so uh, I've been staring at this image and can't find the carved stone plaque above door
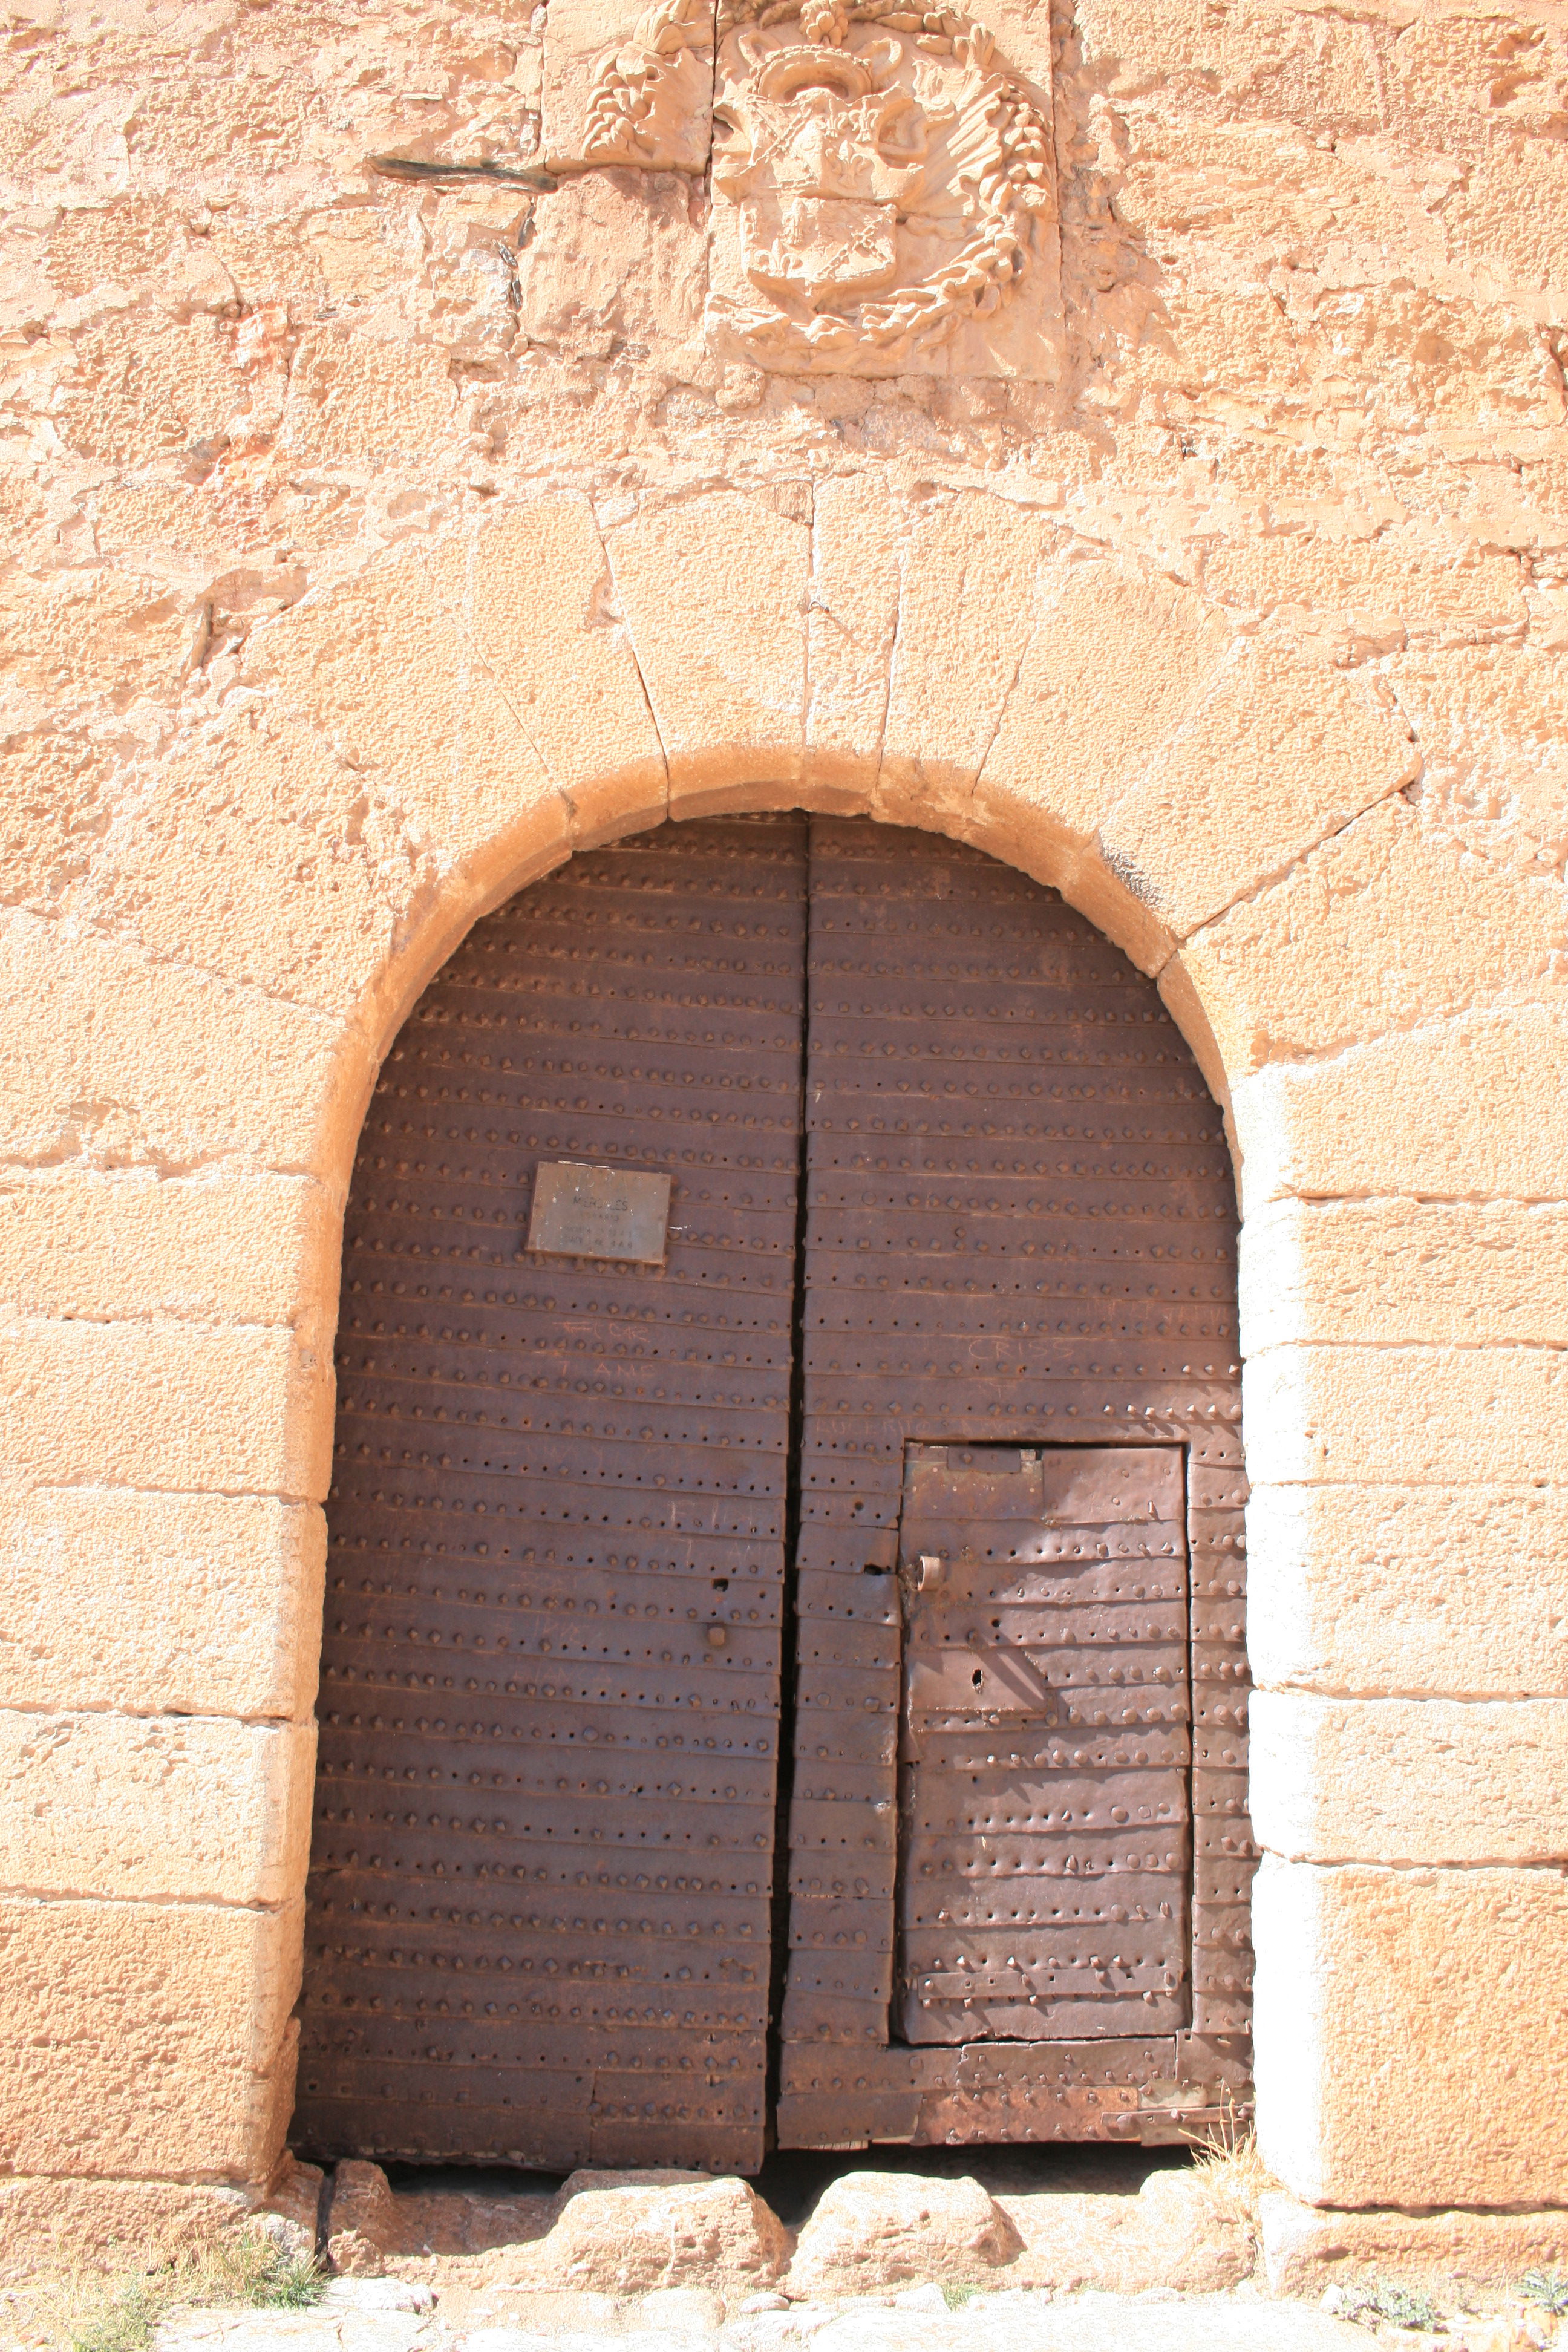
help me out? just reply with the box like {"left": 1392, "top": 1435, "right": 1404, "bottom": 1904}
{"left": 538, "top": 0, "right": 1062, "bottom": 379}
{"left": 708, "top": 0, "right": 1062, "bottom": 376}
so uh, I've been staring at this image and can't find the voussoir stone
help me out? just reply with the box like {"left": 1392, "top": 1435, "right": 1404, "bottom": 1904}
{"left": 783, "top": 2171, "right": 1024, "bottom": 2296}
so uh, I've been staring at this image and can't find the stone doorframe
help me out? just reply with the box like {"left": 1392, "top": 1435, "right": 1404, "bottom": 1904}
{"left": 3, "top": 483, "right": 1566, "bottom": 2260}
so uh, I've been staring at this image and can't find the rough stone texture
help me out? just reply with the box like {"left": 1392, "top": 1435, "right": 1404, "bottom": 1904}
{"left": 0, "top": 1171, "right": 336, "bottom": 1333}
{"left": 0, "top": 1316, "right": 332, "bottom": 1498}
{"left": 1243, "top": 1345, "right": 1568, "bottom": 1489}
{"left": 1253, "top": 1858, "right": 1568, "bottom": 2210}
{"left": 784, "top": 2173, "right": 1023, "bottom": 2296}
{"left": 1250, "top": 1694, "right": 1568, "bottom": 1866}
{"left": 0, "top": 1490, "right": 325, "bottom": 1719}
{"left": 601, "top": 491, "right": 809, "bottom": 805}
{"left": 0, "top": 1896, "right": 301, "bottom": 2182}
{"left": 328, "top": 2161, "right": 402, "bottom": 2280}
{"left": 505, "top": 2171, "right": 791, "bottom": 2298}
{"left": 1246, "top": 1484, "right": 1568, "bottom": 1702}
{"left": 260, "top": 2157, "right": 325, "bottom": 2264}
{"left": 1240, "top": 1199, "right": 1568, "bottom": 1354}
{"left": 1001, "top": 2169, "right": 1253, "bottom": 2295}
{"left": 0, "top": 1711, "right": 315, "bottom": 1905}
{"left": 1260, "top": 2191, "right": 1568, "bottom": 2301}
{"left": 1231, "top": 1005, "right": 1568, "bottom": 1212}
{"left": 2, "top": 0, "right": 1568, "bottom": 2252}
{"left": 0, "top": 2176, "right": 258, "bottom": 2284}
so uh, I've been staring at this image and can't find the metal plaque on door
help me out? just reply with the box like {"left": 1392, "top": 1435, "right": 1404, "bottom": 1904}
{"left": 525, "top": 1160, "right": 672, "bottom": 1264}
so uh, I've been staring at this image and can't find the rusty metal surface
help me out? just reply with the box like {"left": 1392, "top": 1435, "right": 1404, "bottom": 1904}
{"left": 780, "top": 818, "right": 1248, "bottom": 2147}
{"left": 295, "top": 816, "right": 808, "bottom": 2175}
{"left": 524, "top": 1160, "right": 673, "bottom": 1263}
{"left": 895, "top": 1443, "right": 1190, "bottom": 2045}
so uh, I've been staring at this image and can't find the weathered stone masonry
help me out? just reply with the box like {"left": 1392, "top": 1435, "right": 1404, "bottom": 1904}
{"left": 0, "top": 0, "right": 1566, "bottom": 2273}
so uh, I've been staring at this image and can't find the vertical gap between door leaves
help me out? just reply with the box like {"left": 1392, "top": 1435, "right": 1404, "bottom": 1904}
{"left": 763, "top": 819, "right": 813, "bottom": 2151}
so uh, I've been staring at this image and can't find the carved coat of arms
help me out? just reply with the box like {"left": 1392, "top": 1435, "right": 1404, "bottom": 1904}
{"left": 581, "top": 0, "right": 1060, "bottom": 378}
{"left": 706, "top": 0, "right": 1056, "bottom": 374}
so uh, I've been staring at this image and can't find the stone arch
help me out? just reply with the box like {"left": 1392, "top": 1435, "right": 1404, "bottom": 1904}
{"left": 5, "top": 483, "right": 1567, "bottom": 2261}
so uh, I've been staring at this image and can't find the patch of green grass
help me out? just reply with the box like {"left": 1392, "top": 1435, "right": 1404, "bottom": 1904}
{"left": 1521, "top": 2269, "right": 1568, "bottom": 2317}
{"left": 1334, "top": 2276, "right": 1440, "bottom": 2333}
{"left": 64, "top": 2231, "right": 324, "bottom": 2352}
{"left": 941, "top": 2281, "right": 982, "bottom": 2310}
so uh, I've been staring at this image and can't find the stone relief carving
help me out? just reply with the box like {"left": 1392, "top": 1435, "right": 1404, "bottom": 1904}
{"left": 705, "top": 0, "right": 1057, "bottom": 375}
{"left": 714, "top": 0, "right": 1067, "bottom": 371}
{"left": 578, "top": 0, "right": 716, "bottom": 173}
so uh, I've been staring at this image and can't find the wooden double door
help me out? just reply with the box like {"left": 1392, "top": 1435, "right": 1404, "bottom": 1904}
{"left": 295, "top": 815, "right": 1250, "bottom": 2174}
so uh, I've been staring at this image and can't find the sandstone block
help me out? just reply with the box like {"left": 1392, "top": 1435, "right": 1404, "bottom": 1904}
{"left": 603, "top": 492, "right": 808, "bottom": 804}
{"left": 241, "top": 553, "right": 574, "bottom": 923}
{"left": 0, "top": 1316, "right": 332, "bottom": 1502}
{"left": 973, "top": 560, "right": 1230, "bottom": 872}
{"left": 1002, "top": 2166, "right": 1252, "bottom": 2294}
{"left": 877, "top": 493, "right": 1051, "bottom": 826}
{"left": 518, "top": 2169, "right": 789, "bottom": 2295}
{"left": 1443, "top": 140, "right": 1568, "bottom": 312}
{"left": 0, "top": 728, "right": 120, "bottom": 918}
{"left": 1390, "top": 647, "right": 1568, "bottom": 880}
{"left": 1240, "top": 1198, "right": 1568, "bottom": 1354}
{"left": 261, "top": 2156, "right": 324, "bottom": 2261}
{"left": 1175, "top": 796, "right": 1566, "bottom": 1080}
{"left": 51, "top": 315, "right": 244, "bottom": 474}
{"left": 0, "top": 2175, "right": 256, "bottom": 2284}
{"left": 0, "top": 1490, "right": 325, "bottom": 1719}
{"left": 543, "top": 0, "right": 713, "bottom": 173}
{"left": 1097, "top": 643, "right": 1417, "bottom": 937}
{"left": 0, "top": 566, "right": 198, "bottom": 719}
{"left": 803, "top": 472, "right": 900, "bottom": 804}
{"left": 1250, "top": 1694, "right": 1568, "bottom": 1866}
{"left": 83, "top": 707, "right": 416, "bottom": 1022}
{"left": 1074, "top": 0, "right": 1380, "bottom": 129}
{"left": 1253, "top": 1857, "right": 1568, "bottom": 2207}
{"left": 0, "top": 1171, "right": 336, "bottom": 1338}
{"left": 1231, "top": 1004, "right": 1568, "bottom": 1208}
{"left": 1203, "top": 532, "right": 1526, "bottom": 650}
{"left": 0, "top": 1711, "right": 315, "bottom": 1905}
{"left": 1246, "top": 1482, "right": 1568, "bottom": 1700}
{"left": 0, "top": 1896, "right": 302, "bottom": 2180}
{"left": 0, "top": 912, "right": 361, "bottom": 1183}
{"left": 784, "top": 2171, "right": 1022, "bottom": 2296}
{"left": 452, "top": 498, "right": 668, "bottom": 845}
{"left": 1243, "top": 1344, "right": 1568, "bottom": 1488}
{"left": 327, "top": 2160, "right": 398, "bottom": 2277}
{"left": 515, "top": 170, "right": 707, "bottom": 367}
{"left": 1259, "top": 2191, "right": 1568, "bottom": 2299}
{"left": 279, "top": 332, "right": 460, "bottom": 469}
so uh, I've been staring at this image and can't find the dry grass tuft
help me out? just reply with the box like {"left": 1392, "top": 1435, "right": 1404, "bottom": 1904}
{"left": 34, "top": 2226, "right": 324, "bottom": 2352}
{"left": 1184, "top": 2095, "right": 1279, "bottom": 2227}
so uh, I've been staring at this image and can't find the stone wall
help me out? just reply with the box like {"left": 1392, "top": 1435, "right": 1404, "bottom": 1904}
{"left": 1, "top": 0, "right": 1566, "bottom": 2265}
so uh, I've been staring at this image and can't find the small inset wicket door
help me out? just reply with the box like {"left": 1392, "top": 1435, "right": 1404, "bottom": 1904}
{"left": 895, "top": 1443, "right": 1190, "bottom": 2045}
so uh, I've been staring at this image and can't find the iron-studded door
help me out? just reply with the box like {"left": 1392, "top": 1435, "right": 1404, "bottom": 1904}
{"left": 296, "top": 817, "right": 808, "bottom": 2175}
{"left": 895, "top": 1443, "right": 1190, "bottom": 2045}
{"left": 779, "top": 818, "right": 1249, "bottom": 2152}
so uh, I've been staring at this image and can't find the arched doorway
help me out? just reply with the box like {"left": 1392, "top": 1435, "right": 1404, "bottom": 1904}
{"left": 294, "top": 814, "right": 1248, "bottom": 2173}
